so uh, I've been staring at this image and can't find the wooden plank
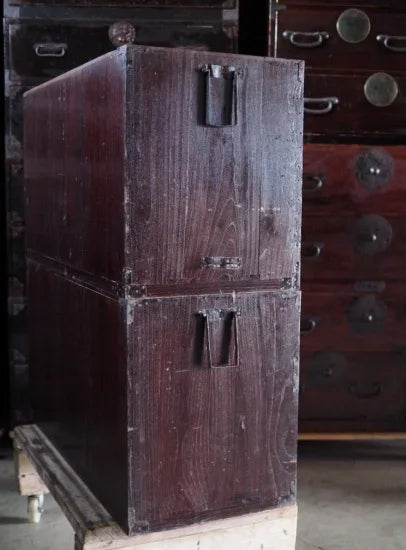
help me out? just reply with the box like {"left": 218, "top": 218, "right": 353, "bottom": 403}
{"left": 14, "top": 424, "right": 297, "bottom": 550}
{"left": 299, "top": 432, "right": 406, "bottom": 441}
{"left": 13, "top": 439, "right": 49, "bottom": 496}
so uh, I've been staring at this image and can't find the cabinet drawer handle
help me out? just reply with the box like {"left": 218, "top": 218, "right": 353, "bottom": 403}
{"left": 302, "top": 242, "right": 323, "bottom": 259}
{"left": 282, "top": 30, "right": 329, "bottom": 49}
{"left": 301, "top": 316, "right": 318, "bottom": 333}
{"left": 198, "top": 308, "right": 240, "bottom": 368}
{"left": 304, "top": 97, "right": 339, "bottom": 115}
{"left": 377, "top": 34, "right": 406, "bottom": 52}
{"left": 33, "top": 43, "right": 67, "bottom": 57}
{"left": 349, "top": 382, "right": 382, "bottom": 399}
{"left": 201, "top": 256, "right": 242, "bottom": 269}
{"left": 303, "top": 174, "right": 323, "bottom": 193}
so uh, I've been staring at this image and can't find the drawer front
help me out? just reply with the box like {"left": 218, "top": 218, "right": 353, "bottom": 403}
{"left": 277, "top": 6, "right": 406, "bottom": 74}
{"left": 9, "top": 0, "right": 236, "bottom": 8}
{"left": 300, "top": 350, "right": 406, "bottom": 423}
{"left": 304, "top": 72, "right": 406, "bottom": 138}
{"left": 300, "top": 286, "right": 406, "bottom": 351}
{"left": 302, "top": 215, "right": 406, "bottom": 280}
{"left": 8, "top": 20, "right": 237, "bottom": 83}
{"left": 303, "top": 144, "right": 406, "bottom": 215}
{"left": 128, "top": 290, "right": 300, "bottom": 527}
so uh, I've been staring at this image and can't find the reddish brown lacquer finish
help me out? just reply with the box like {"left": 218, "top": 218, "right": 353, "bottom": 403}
{"left": 24, "top": 46, "right": 303, "bottom": 534}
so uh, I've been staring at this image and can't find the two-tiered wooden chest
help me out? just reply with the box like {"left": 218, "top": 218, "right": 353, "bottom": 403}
{"left": 24, "top": 45, "right": 303, "bottom": 535}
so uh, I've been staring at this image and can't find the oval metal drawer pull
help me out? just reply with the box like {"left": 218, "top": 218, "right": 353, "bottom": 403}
{"left": 304, "top": 97, "right": 339, "bottom": 115}
{"left": 349, "top": 382, "right": 382, "bottom": 399}
{"left": 377, "top": 34, "right": 406, "bottom": 52}
{"left": 282, "top": 30, "right": 329, "bottom": 48}
{"left": 301, "top": 316, "right": 318, "bottom": 333}
{"left": 302, "top": 242, "right": 323, "bottom": 258}
{"left": 303, "top": 174, "right": 323, "bottom": 193}
{"left": 33, "top": 43, "right": 67, "bottom": 57}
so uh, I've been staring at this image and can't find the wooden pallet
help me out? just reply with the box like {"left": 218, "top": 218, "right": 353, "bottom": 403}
{"left": 12, "top": 424, "right": 297, "bottom": 550}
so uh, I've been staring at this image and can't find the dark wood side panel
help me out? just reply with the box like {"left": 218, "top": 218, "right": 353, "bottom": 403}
{"left": 127, "top": 290, "right": 300, "bottom": 533}
{"left": 24, "top": 50, "right": 126, "bottom": 283}
{"left": 126, "top": 46, "right": 303, "bottom": 287}
{"left": 27, "top": 260, "right": 129, "bottom": 529}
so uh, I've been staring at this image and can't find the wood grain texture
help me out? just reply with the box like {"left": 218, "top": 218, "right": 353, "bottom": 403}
{"left": 14, "top": 425, "right": 298, "bottom": 550}
{"left": 276, "top": 6, "right": 406, "bottom": 74}
{"left": 11, "top": 0, "right": 236, "bottom": 7}
{"left": 125, "top": 46, "right": 303, "bottom": 286}
{"left": 303, "top": 143, "right": 406, "bottom": 216}
{"left": 24, "top": 51, "right": 126, "bottom": 282}
{"left": 127, "top": 291, "right": 300, "bottom": 531}
{"left": 24, "top": 45, "right": 303, "bottom": 535}
{"left": 24, "top": 46, "right": 303, "bottom": 289}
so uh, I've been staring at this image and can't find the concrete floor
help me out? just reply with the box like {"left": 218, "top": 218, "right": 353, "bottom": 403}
{"left": 1, "top": 441, "right": 406, "bottom": 550}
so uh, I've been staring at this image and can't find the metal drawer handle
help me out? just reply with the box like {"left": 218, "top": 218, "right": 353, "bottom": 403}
{"left": 304, "top": 97, "right": 339, "bottom": 115}
{"left": 303, "top": 174, "right": 324, "bottom": 193}
{"left": 349, "top": 382, "right": 382, "bottom": 399}
{"left": 301, "top": 316, "right": 318, "bottom": 333}
{"left": 34, "top": 43, "right": 67, "bottom": 57}
{"left": 198, "top": 308, "right": 241, "bottom": 368}
{"left": 302, "top": 242, "right": 324, "bottom": 259}
{"left": 282, "top": 30, "right": 330, "bottom": 48}
{"left": 201, "top": 256, "right": 242, "bottom": 269}
{"left": 377, "top": 34, "right": 406, "bottom": 52}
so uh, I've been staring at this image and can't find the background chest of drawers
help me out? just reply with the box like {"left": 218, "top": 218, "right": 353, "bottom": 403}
{"left": 3, "top": 0, "right": 239, "bottom": 426}
{"left": 271, "top": 1, "right": 406, "bottom": 434}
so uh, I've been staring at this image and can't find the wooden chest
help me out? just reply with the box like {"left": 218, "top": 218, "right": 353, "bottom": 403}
{"left": 24, "top": 46, "right": 304, "bottom": 534}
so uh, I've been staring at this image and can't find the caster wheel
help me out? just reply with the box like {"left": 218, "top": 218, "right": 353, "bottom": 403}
{"left": 27, "top": 495, "right": 44, "bottom": 523}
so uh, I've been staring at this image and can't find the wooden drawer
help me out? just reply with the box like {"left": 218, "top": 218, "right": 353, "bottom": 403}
{"left": 276, "top": 6, "right": 406, "bottom": 74}
{"left": 7, "top": 20, "right": 237, "bottom": 83}
{"left": 303, "top": 72, "right": 406, "bottom": 138}
{"left": 300, "top": 284, "right": 406, "bottom": 351}
{"left": 303, "top": 144, "right": 406, "bottom": 216}
{"left": 299, "top": 350, "right": 406, "bottom": 424}
{"left": 9, "top": 0, "right": 235, "bottom": 8}
{"left": 302, "top": 215, "right": 406, "bottom": 281}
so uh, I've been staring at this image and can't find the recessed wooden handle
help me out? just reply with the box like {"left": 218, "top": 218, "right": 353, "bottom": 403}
{"left": 198, "top": 308, "right": 240, "bottom": 368}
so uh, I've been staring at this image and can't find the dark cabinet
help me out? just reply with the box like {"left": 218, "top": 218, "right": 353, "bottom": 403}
{"left": 24, "top": 46, "right": 303, "bottom": 533}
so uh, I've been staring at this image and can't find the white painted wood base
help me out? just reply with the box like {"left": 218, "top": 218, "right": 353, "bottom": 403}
{"left": 13, "top": 425, "right": 297, "bottom": 550}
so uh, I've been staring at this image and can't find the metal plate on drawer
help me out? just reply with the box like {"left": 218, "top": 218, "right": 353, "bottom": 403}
{"left": 347, "top": 295, "right": 388, "bottom": 334}
{"left": 354, "top": 148, "right": 394, "bottom": 191}
{"left": 353, "top": 214, "right": 393, "bottom": 256}
{"left": 364, "top": 72, "right": 399, "bottom": 107}
{"left": 336, "top": 8, "right": 371, "bottom": 44}
{"left": 307, "top": 351, "right": 347, "bottom": 387}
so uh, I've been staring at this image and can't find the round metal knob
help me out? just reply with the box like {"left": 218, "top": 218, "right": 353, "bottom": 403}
{"left": 336, "top": 9, "right": 371, "bottom": 44}
{"left": 109, "top": 21, "right": 136, "bottom": 47}
{"left": 364, "top": 72, "right": 399, "bottom": 107}
{"left": 347, "top": 295, "right": 387, "bottom": 334}
{"left": 354, "top": 149, "right": 394, "bottom": 191}
{"left": 353, "top": 214, "right": 393, "bottom": 256}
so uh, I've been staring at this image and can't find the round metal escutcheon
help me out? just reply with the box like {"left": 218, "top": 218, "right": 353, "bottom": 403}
{"left": 347, "top": 295, "right": 387, "bottom": 334}
{"left": 336, "top": 8, "right": 371, "bottom": 44}
{"left": 109, "top": 21, "right": 136, "bottom": 47}
{"left": 353, "top": 214, "right": 393, "bottom": 256}
{"left": 354, "top": 149, "right": 394, "bottom": 191}
{"left": 364, "top": 72, "right": 399, "bottom": 107}
{"left": 306, "top": 352, "right": 347, "bottom": 387}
